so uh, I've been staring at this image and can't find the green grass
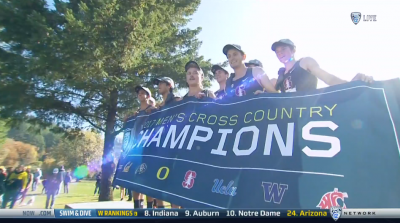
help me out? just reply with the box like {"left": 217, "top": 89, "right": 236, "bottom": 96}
{"left": 13, "top": 180, "right": 131, "bottom": 209}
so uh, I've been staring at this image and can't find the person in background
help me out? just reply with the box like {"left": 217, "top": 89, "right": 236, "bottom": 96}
{"left": 0, "top": 167, "right": 6, "bottom": 204}
{"left": 245, "top": 59, "right": 263, "bottom": 68}
{"left": 64, "top": 171, "right": 72, "bottom": 194}
{"left": 19, "top": 166, "right": 33, "bottom": 205}
{"left": 45, "top": 168, "right": 61, "bottom": 209}
{"left": 183, "top": 61, "right": 216, "bottom": 99}
{"left": 211, "top": 64, "right": 229, "bottom": 99}
{"left": 94, "top": 172, "right": 101, "bottom": 195}
{"left": 56, "top": 166, "right": 65, "bottom": 195}
{"left": 1, "top": 165, "right": 28, "bottom": 209}
{"left": 32, "top": 168, "right": 42, "bottom": 192}
{"left": 6, "top": 167, "right": 14, "bottom": 176}
{"left": 41, "top": 179, "right": 47, "bottom": 194}
{"left": 222, "top": 44, "right": 278, "bottom": 97}
{"left": 271, "top": 39, "right": 373, "bottom": 93}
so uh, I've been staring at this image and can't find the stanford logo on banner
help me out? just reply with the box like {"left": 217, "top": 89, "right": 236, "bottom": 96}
{"left": 114, "top": 80, "right": 400, "bottom": 209}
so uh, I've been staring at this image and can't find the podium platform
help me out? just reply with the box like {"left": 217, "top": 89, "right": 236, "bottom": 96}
{"left": 65, "top": 201, "right": 133, "bottom": 209}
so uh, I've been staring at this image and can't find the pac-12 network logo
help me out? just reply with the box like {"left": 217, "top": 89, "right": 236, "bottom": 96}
{"left": 330, "top": 206, "right": 342, "bottom": 221}
{"left": 351, "top": 12, "right": 361, "bottom": 25}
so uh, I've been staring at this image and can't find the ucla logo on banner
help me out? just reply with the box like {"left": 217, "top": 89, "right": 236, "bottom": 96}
{"left": 261, "top": 182, "right": 288, "bottom": 204}
{"left": 212, "top": 179, "right": 237, "bottom": 196}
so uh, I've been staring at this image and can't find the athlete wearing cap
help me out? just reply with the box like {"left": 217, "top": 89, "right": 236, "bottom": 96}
{"left": 271, "top": 39, "right": 373, "bottom": 93}
{"left": 153, "top": 77, "right": 181, "bottom": 109}
{"left": 151, "top": 77, "right": 181, "bottom": 209}
{"left": 124, "top": 86, "right": 155, "bottom": 121}
{"left": 222, "top": 44, "right": 277, "bottom": 97}
{"left": 184, "top": 61, "right": 216, "bottom": 99}
{"left": 128, "top": 86, "right": 155, "bottom": 208}
{"left": 211, "top": 64, "right": 229, "bottom": 99}
{"left": 245, "top": 59, "right": 263, "bottom": 68}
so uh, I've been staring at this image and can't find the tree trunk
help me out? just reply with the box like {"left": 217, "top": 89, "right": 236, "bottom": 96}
{"left": 99, "top": 89, "right": 119, "bottom": 201}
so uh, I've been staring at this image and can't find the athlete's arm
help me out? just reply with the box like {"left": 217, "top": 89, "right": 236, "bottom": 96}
{"left": 145, "top": 105, "right": 157, "bottom": 114}
{"left": 301, "top": 57, "right": 347, "bottom": 86}
{"left": 252, "top": 67, "right": 279, "bottom": 93}
{"left": 351, "top": 73, "right": 374, "bottom": 83}
{"left": 208, "top": 90, "right": 216, "bottom": 99}
{"left": 270, "top": 78, "right": 278, "bottom": 87}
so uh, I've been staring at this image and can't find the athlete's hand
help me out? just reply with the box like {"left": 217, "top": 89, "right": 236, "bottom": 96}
{"left": 351, "top": 73, "right": 373, "bottom": 83}
{"left": 254, "top": 90, "right": 265, "bottom": 95}
{"left": 194, "top": 92, "right": 206, "bottom": 99}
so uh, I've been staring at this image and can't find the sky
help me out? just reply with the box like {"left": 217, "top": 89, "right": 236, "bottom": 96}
{"left": 42, "top": 0, "right": 400, "bottom": 138}
{"left": 187, "top": 0, "right": 400, "bottom": 92}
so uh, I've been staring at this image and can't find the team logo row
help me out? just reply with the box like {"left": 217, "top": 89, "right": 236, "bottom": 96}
{"left": 121, "top": 162, "right": 348, "bottom": 209}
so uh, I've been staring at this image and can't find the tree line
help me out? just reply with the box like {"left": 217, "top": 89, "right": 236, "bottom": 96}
{"left": 0, "top": 119, "right": 107, "bottom": 177}
{"left": 0, "top": 0, "right": 208, "bottom": 200}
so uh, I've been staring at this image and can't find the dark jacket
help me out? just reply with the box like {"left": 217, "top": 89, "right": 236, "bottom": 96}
{"left": 0, "top": 172, "right": 6, "bottom": 194}
{"left": 46, "top": 174, "right": 61, "bottom": 193}
{"left": 96, "top": 173, "right": 101, "bottom": 185}
{"left": 64, "top": 174, "right": 72, "bottom": 184}
{"left": 5, "top": 170, "right": 28, "bottom": 191}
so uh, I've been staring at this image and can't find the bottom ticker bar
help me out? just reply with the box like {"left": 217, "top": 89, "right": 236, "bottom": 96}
{"left": 1, "top": 208, "right": 400, "bottom": 219}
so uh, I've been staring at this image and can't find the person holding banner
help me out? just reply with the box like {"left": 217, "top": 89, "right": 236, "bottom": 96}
{"left": 211, "top": 64, "right": 229, "bottom": 99}
{"left": 153, "top": 77, "right": 181, "bottom": 109}
{"left": 245, "top": 59, "right": 263, "bottom": 68}
{"left": 130, "top": 86, "right": 157, "bottom": 208}
{"left": 183, "top": 61, "right": 216, "bottom": 99}
{"left": 150, "top": 77, "right": 182, "bottom": 209}
{"left": 271, "top": 39, "right": 373, "bottom": 93}
{"left": 222, "top": 44, "right": 278, "bottom": 97}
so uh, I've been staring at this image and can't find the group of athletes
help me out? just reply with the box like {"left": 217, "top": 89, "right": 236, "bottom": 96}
{"left": 122, "top": 39, "right": 374, "bottom": 209}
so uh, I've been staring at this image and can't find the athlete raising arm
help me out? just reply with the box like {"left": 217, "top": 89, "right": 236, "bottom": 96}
{"left": 271, "top": 39, "right": 373, "bottom": 93}
{"left": 222, "top": 44, "right": 278, "bottom": 96}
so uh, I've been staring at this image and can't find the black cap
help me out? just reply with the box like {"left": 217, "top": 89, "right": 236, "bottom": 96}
{"left": 271, "top": 39, "right": 295, "bottom": 51}
{"left": 134, "top": 86, "right": 152, "bottom": 97}
{"left": 185, "top": 61, "right": 201, "bottom": 72}
{"left": 211, "top": 65, "right": 228, "bottom": 74}
{"left": 245, "top": 59, "right": 263, "bottom": 68}
{"left": 223, "top": 44, "right": 244, "bottom": 56}
{"left": 153, "top": 77, "right": 175, "bottom": 89}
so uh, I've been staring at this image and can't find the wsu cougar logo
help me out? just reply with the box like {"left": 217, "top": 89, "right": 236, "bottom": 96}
{"left": 182, "top": 170, "right": 196, "bottom": 189}
{"left": 317, "top": 188, "right": 348, "bottom": 209}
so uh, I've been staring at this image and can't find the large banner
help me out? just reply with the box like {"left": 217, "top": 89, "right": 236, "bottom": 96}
{"left": 114, "top": 80, "right": 400, "bottom": 209}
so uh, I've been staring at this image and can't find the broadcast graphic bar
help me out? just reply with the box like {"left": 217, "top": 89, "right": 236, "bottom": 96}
{"left": 0, "top": 209, "right": 400, "bottom": 219}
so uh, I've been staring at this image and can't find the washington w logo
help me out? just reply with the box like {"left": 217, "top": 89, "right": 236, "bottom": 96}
{"left": 261, "top": 182, "right": 289, "bottom": 204}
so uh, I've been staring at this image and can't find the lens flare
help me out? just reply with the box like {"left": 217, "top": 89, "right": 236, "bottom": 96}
{"left": 73, "top": 165, "right": 89, "bottom": 179}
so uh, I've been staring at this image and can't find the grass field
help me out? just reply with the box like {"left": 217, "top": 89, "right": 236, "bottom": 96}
{"left": 10, "top": 180, "right": 144, "bottom": 209}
